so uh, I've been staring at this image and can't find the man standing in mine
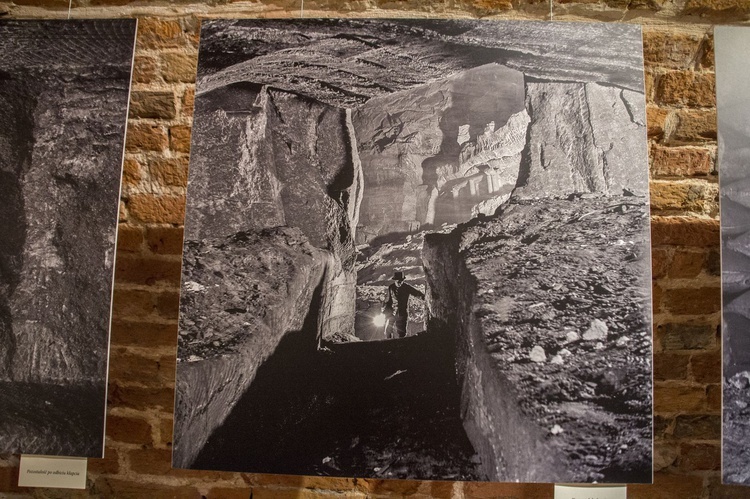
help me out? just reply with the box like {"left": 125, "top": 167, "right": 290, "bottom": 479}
{"left": 382, "top": 271, "right": 424, "bottom": 339}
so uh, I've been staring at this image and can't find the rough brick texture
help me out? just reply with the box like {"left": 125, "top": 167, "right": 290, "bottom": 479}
{"left": 0, "top": 0, "right": 727, "bottom": 497}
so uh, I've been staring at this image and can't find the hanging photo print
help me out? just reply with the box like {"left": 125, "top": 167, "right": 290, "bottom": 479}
{"left": 716, "top": 25, "right": 750, "bottom": 487}
{"left": 0, "top": 19, "right": 136, "bottom": 457}
{"left": 173, "top": 19, "right": 653, "bottom": 483}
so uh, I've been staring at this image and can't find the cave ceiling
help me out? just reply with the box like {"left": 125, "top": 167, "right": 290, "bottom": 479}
{"left": 0, "top": 20, "right": 136, "bottom": 78}
{"left": 197, "top": 19, "right": 644, "bottom": 108}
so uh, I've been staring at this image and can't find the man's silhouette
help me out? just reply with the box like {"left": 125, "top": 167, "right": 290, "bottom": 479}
{"left": 382, "top": 271, "right": 424, "bottom": 339}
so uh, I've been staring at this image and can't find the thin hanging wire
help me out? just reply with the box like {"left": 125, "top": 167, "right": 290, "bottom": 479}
{"left": 549, "top": 0, "right": 553, "bottom": 20}
{"left": 67, "top": 0, "right": 73, "bottom": 19}
{"left": 300, "top": 0, "right": 304, "bottom": 18}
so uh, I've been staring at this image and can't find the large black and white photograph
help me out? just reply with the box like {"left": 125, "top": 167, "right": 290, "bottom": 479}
{"left": 716, "top": 26, "right": 750, "bottom": 486}
{"left": 173, "top": 19, "right": 653, "bottom": 483}
{"left": 0, "top": 20, "right": 136, "bottom": 457}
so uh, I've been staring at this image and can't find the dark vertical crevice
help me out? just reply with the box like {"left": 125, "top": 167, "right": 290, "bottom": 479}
{"left": 0, "top": 76, "right": 37, "bottom": 381}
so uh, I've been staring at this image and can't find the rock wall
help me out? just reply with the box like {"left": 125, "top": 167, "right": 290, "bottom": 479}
{"left": 423, "top": 229, "right": 566, "bottom": 482}
{"left": 352, "top": 64, "right": 526, "bottom": 242}
{"left": 185, "top": 83, "right": 360, "bottom": 339}
{"left": 423, "top": 197, "right": 653, "bottom": 482}
{"left": 174, "top": 227, "right": 327, "bottom": 468}
{"left": 513, "top": 82, "right": 648, "bottom": 199}
{"left": 0, "top": 23, "right": 133, "bottom": 384}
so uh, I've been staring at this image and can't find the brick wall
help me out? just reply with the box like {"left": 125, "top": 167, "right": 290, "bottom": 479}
{"left": 0, "top": 1, "right": 748, "bottom": 497}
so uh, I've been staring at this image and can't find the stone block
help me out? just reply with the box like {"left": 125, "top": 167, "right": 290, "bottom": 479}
{"left": 642, "top": 28, "right": 703, "bottom": 69}
{"left": 663, "top": 286, "right": 721, "bottom": 315}
{"left": 106, "top": 415, "right": 153, "bottom": 445}
{"left": 116, "top": 224, "right": 144, "bottom": 253}
{"left": 129, "top": 90, "right": 177, "bottom": 120}
{"left": 150, "top": 157, "right": 189, "bottom": 187}
{"left": 654, "top": 382, "right": 707, "bottom": 413}
{"left": 654, "top": 352, "right": 690, "bottom": 380}
{"left": 670, "top": 109, "right": 717, "bottom": 142}
{"left": 146, "top": 226, "right": 185, "bottom": 255}
{"left": 125, "top": 123, "right": 168, "bottom": 152}
{"left": 657, "top": 70, "right": 715, "bottom": 107}
{"left": 651, "top": 216, "right": 719, "bottom": 247}
{"left": 169, "top": 125, "right": 191, "bottom": 153}
{"left": 160, "top": 51, "right": 198, "bottom": 83}
{"left": 651, "top": 145, "right": 714, "bottom": 176}
{"left": 127, "top": 194, "right": 186, "bottom": 224}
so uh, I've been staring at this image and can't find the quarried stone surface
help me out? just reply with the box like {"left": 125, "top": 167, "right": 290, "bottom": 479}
{"left": 513, "top": 82, "right": 648, "bottom": 200}
{"left": 174, "top": 227, "right": 327, "bottom": 468}
{"left": 423, "top": 197, "right": 653, "bottom": 483}
{"left": 0, "top": 19, "right": 135, "bottom": 457}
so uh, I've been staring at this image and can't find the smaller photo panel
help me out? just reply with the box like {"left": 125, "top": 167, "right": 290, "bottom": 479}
{"left": 716, "top": 25, "right": 750, "bottom": 486}
{"left": 0, "top": 19, "right": 137, "bottom": 457}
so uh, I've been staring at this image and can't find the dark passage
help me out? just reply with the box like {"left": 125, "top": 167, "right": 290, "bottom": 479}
{"left": 193, "top": 329, "right": 483, "bottom": 480}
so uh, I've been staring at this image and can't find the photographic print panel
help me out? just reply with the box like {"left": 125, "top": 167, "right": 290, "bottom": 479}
{"left": 174, "top": 19, "right": 653, "bottom": 483}
{"left": 716, "top": 25, "right": 750, "bottom": 486}
{"left": 0, "top": 19, "right": 136, "bottom": 457}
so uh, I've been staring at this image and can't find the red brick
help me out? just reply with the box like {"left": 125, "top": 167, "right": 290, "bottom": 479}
{"left": 109, "top": 349, "right": 175, "bottom": 387}
{"left": 128, "top": 449, "right": 225, "bottom": 480}
{"left": 647, "top": 105, "right": 670, "bottom": 138}
{"left": 122, "top": 157, "right": 142, "bottom": 186}
{"left": 117, "top": 224, "right": 144, "bottom": 253}
{"left": 125, "top": 123, "right": 168, "bottom": 152}
{"left": 673, "top": 414, "right": 720, "bottom": 439}
{"left": 670, "top": 108, "right": 717, "bottom": 142}
{"left": 649, "top": 180, "right": 717, "bottom": 214}
{"left": 150, "top": 157, "right": 189, "bottom": 187}
{"left": 668, "top": 249, "right": 706, "bottom": 278}
{"left": 629, "top": 472, "right": 704, "bottom": 499}
{"left": 129, "top": 90, "right": 177, "bottom": 120}
{"left": 169, "top": 125, "right": 192, "bottom": 153}
{"left": 107, "top": 383, "right": 174, "bottom": 411}
{"left": 651, "top": 145, "right": 714, "bottom": 177}
{"left": 690, "top": 351, "right": 721, "bottom": 383}
{"left": 678, "top": 443, "right": 720, "bottom": 471}
{"left": 663, "top": 287, "right": 720, "bottom": 315}
{"left": 128, "top": 194, "right": 186, "bottom": 224}
{"left": 707, "top": 476, "right": 750, "bottom": 499}
{"left": 642, "top": 28, "right": 703, "bottom": 69}
{"left": 654, "top": 382, "right": 706, "bottom": 413}
{"left": 706, "top": 383, "right": 721, "bottom": 411}
{"left": 463, "top": 482, "right": 553, "bottom": 498}
{"left": 657, "top": 322, "right": 717, "bottom": 350}
{"left": 93, "top": 476, "right": 200, "bottom": 499}
{"left": 110, "top": 320, "right": 178, "bottom": 349}
{"left": 651, "top": 216, "right": 719, "bottom": 247}
{"left": 0, "top": 465, "right": 21, "bottom": 493}
{"left": 137, "top": 18, "right": 188, "bottom": 50}
{"left": 652, "top": 247, "right": 670, "bottom": 279}
{"left": 132, "top": 54, "right": 157, "bottom": 84}
{"left": 114, "top": 253, "right": 182, "bottom": 286}
{"left": 159, "top": 417, "right": 174, "bottom": 447}
{"left": 156, "top": 291, "right": 180, "bottom": 320}
{"left": 205, "top": 488, "right": 251, "bottom": 499}
{"left": 119, "top": 201, "right": 128, "bottom": 222}
{"left": 653, "top": 282, "right": 663, "bottom": 313}
{"left": 657, "top": 70, "right": 715, "bottom": 107}
{"left": 87, "top": 448, "right": 120, "bottom": 475}
{"left": 654, "top": 352, "right": 690, "bottom": 381}
{"left": 146, "top": 226, "right": 185, "bottom": 255}
{"left": 700, "top": 35, "right": 714, "bottom": 69}
{"left": 684, "top": 0, "right": 750, "bottom": 16}
{"left": 106, "top": 415, "right": 153, "bottom": 445}
{"left": 160, "top": 52, "right": 198, "bottom": 83}
{"left": 182, "top": 87, "right": 195, "bottom": 117}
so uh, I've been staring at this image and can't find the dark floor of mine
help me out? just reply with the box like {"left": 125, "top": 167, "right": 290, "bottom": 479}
{"left": 192, "top": 329, "right": 484, "bottom": 481}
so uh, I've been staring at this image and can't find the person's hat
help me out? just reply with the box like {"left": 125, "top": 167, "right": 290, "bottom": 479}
{"left": 392, "top": 271, "right": 405, "bottom": 281}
